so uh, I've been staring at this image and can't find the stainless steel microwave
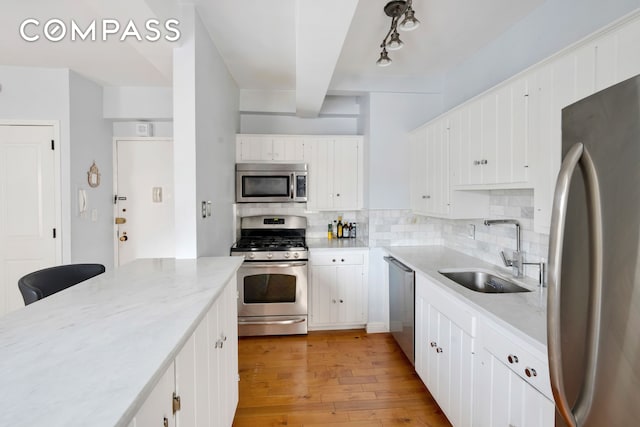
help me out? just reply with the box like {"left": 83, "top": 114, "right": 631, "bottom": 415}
{"left": 236, "top": 163, "right": 308, "bottom": 203}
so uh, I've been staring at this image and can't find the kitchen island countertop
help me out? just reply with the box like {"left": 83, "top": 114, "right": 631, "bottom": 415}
{"left": 0, "top": 257, "right": 243, "bottom": 427}
{"left": 384, "top": 246, "right": 547, "bottom": 354}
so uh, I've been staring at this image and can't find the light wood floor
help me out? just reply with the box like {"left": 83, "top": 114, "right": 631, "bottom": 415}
{"left": 232, "top": 329, "right": 452, "bottom": 427}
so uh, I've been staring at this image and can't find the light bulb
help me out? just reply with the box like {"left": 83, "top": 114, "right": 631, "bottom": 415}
{"left": 376, "top": 49, "right": 392, "bottom": 67}
{"left": 399, "top": 8, "right": 420, "bottom": 31}
{"left": 386, "top": 30, "right": 404, "bottom": 51}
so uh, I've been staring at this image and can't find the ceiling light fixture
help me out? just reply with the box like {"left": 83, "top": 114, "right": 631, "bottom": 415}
{"left": 377, "top": 0, "right": 420, "bottom": 66}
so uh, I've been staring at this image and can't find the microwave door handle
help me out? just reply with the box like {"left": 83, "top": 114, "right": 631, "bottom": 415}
{"left": 290, "top": 173, "right": 295, "bottom": 199}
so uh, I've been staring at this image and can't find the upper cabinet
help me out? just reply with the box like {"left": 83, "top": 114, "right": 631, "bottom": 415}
{"left": 305, "top": 136, "right": 363, "bottom": 211}
{"left": 451, "top": 75, "right": 531, "bottom": 189}
{"left": 236, "top": 134, "right": 305, "bottom": 162}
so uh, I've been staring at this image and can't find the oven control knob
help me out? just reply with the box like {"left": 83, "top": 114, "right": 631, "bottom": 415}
{"left": 249, "top": 253, "right": 255, "bottom": 259}
{"left": 284, "top": 252, "right": 291, "bottom": 258}
{"left": 293, "top": 253, "right": 299, "bottom": 259}
{"left": 267, "top": 253, "right": 273, "bottom": 259}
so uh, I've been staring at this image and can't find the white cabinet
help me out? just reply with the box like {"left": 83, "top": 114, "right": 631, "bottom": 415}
{"left": 305, "top": 136, "right": 363, "bottom": 211}
{"left": 450, "top": 76, "right": 531, "bottom": 189}
{"left": 410, "top": 116, "right": 490, "bottom": 219}
{"left": 131, "top": 278, "right": 238, "bottom": 427}
{"left": 236, "top": 134, "right": 305, "bottom": 162}
{"left": 476, "top": 320, "right": 554, "bottom": 427}
{"left": 415, "top": 273, "right": 475, "bottom": 427}
{"left": 410, "top": 120, "right": 450, "bottom": 217}
{"left": 309, "top": 250, "right": 368, "bottom": 330}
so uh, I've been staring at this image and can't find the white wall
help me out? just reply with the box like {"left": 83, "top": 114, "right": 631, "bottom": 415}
{"left": 442, "top": 0, "right": 640, "bottom": 109}
{"left": 103, "top": 86, "right": 173, "bottom": 120}
{"left": 0, "top": 66, "right": 72, "bottom": 263}
{"left": 69, "top": 72, "right": 114, "bottom": 269}
{"left": 367, "top": 92, "right": 442, "bottom": 210}
{"left": 173, "top": 4, "right": 239, "bottom": 258}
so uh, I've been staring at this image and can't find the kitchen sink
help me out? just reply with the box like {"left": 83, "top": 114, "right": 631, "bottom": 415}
{"left": 438, "top": 269, "right": 532, "bottom": 294}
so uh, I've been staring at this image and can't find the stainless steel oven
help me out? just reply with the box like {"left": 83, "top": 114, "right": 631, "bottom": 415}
{"left": 236, "top": 260, "right": 307, "bottom": 336}
{"left": 231, "top": 215, "right": 308, "bottom": 336}
{"left": 236, "top": 163, "right": 308, "bottom": 203}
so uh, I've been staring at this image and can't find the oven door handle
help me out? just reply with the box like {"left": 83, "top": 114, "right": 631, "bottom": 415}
{"left": 243, "top": 262, "right": 307, "bottom": 268}
{"left": 238, "top": 317, "right": 307, "bottom": 325}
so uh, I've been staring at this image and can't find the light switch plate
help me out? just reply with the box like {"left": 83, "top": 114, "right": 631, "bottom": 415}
{"left": 468, "top": 224, "right": 476, "bottom": 239}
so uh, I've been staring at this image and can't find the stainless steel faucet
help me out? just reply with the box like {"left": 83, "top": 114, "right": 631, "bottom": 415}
{"left": 484, "top": 219, "right": 546, "bottom": 286}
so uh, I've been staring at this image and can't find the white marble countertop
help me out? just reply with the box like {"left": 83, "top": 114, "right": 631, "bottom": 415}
{"left": 306, "top": 238, "right": 368, "bottom": 250}
{"left": 384, "top": 246, "right": 547, "bottom": 354}
{"left": 0, "top": 257, "right": 243, "bottom": 427}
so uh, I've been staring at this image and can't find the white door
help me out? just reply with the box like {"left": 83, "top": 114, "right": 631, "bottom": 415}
{"left": 115, "top": 139, "right": 174, "bottom": 266}
{"left": 0, "top": 124, "right": 58, "bottom": 315}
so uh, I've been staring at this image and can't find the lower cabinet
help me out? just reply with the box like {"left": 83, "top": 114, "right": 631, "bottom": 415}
{"left": 415, "top": 273, "right": 475, "bottom": 427}
{"left": 309, "top": 249, "right": 368, "bottom": 330}
{"left": 130, "top": 278, "right": 238, "bottom": 427}
{"left": 476, "top": 321, "right": 554, "bottom": 427}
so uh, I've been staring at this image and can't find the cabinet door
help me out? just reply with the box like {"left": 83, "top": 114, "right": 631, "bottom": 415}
{"left": 310, "top": 265, "right": 336, "bottom": 325}
{"left": 333, "top": 138, "right": 360, "bottom": 210}
{"left": 272, "top": 137, "right": 305, "bottom": 162}
{"left": 335, "top": 264, "right": 364, "bottom": 324}
{"left": 222, "top": 281, "right": 239, "bottom": 426}
{"left": 207, "top": 298, "right": 222, "bottom": 427}
{"left": 134, "top": 362, "right": 176, "bottom": 427}
{"left": 427, "top": 120, "right": 450, "bottom": 216}
{"left": 409, "top": 127, "right": 429, "bottom": 215}
{"left": 480, "top": 94, "right": 498, "bottom": 184}
{"left": 479, "top": 349, "right": 554, "bottom": 427}
{"left": 175, "top": 322, "right": 209, "bottom": 427}
{"left": 464, "top": 100, "right": 483, "bottom": 185}
{"left": 307, "top": 138, "right": 335, "bottom": 210}
{"left": 237, "top": 136, "right": 273, "bottom": 161}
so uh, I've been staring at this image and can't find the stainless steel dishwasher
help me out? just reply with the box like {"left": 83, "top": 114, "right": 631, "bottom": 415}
{"left": 384, "top": 256, "right": 415, "bottom": 365}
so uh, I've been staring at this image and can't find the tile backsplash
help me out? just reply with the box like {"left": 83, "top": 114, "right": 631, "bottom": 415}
{"left": 235, "top": 189, "right": 549, "bottom": 280}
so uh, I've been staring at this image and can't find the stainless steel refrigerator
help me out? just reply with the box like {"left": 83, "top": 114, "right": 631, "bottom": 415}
{"left": 548, "top": 74, "right": 640, "bottom": 426}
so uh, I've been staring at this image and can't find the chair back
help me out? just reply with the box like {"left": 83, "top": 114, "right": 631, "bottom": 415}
{"left": 18, "top": 264, "right": 106, "bottom": 305}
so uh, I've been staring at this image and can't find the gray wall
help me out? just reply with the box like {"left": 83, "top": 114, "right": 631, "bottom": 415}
{"left": 69, "top": 71, "right": 114, "bottom": 269}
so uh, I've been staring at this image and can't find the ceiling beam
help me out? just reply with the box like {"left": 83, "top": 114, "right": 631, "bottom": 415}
{"left": 295, "top": 0, "right": 359, "bottom": 118}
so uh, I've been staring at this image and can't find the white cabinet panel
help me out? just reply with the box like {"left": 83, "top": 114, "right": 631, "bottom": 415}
{"left": 309, "top": 250, "right": 368, "bottom": 330}
{"left": 306, "top": 137, "right": 363, "bottom": 211}
{"left": 236, "top": 135, "right": 305, "bottom": 162}
{"left": 133, "top": 362, "right": 176, "bottom": 427}
{"left": 415, "top": 274, "right": 474, "bottom": 427}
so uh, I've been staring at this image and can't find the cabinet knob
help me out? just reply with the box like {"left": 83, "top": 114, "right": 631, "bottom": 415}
{"left": 336, "top": 193, "right": 341, "bottom": 197}
{"left": 430, "top": 341, "right": 437, "bottom": 348}
{"left": 332, "top": 259, "right": 336, "bottom": 262}
{"left": 339, "top": 299, "right": 344, "bottom": 303}
{"left": 422, "top": 195, "right": 427, "bottom": 199}
{"left": 473, "top": 160, "right": 480, "bottom": 165}
{"left": 163, "top": 417, "right": 169, "bottom": 427}
{"left": 482, "top": 159, "right": 488, "bottom": 165}
{"left": 525, "top": 367, "right": 537, "bottom": 377}
{"left": 332, "top": 299, "right": 337, "bottom": 304}
{"left": 341, "top": 258, "right": 345, "bottom": 262}
{"left": 508, "top": 354, "right": 519, "bottom": 364}
{"left": 436, "top": 347, "right": 443, "bottom": 353}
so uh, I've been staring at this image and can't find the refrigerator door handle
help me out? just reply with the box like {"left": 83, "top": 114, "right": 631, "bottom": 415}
{"left": 548, "top": 142, "right": 604, "bottom": 427}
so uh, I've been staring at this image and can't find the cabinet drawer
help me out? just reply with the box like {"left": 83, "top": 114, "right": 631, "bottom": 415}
{"left": 311, "top": 252, "right": 364, "bottom": 266}
{"left": 481, "top": 322, "right": 552, "bottom": 400}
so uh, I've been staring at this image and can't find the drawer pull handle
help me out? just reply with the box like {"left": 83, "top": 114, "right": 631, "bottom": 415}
{"left": 508, "top": 354, "right": 519, "bottom": 364}
{"left": 430, "top": 341, "right": 437, "bottom": 348}
{"left": 525, "top": 367, "right": 537, "bottom": 377}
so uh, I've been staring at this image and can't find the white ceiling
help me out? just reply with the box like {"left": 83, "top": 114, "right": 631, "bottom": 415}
{"left": 0, "top": 0, "right": 544, "bottom": 113}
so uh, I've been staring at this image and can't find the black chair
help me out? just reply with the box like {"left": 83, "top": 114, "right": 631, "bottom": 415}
{"left": 18, "top": 264, "right": 106, "bottom": 305}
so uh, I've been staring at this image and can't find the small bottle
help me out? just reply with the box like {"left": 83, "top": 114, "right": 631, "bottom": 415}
{"left": 351, "top": 222, "right": 357, "bottom": 239}
{"left": 333, "top": 220, "right": 338, "bottom": 239}
{"left": 337, "top": 216, "right": 343, "bottom": 239}
{"left": 344, "top": 222, "right": 350, "bottom": 239}
{"left": 328, "top": 224, "right": 333, "bottom": 240}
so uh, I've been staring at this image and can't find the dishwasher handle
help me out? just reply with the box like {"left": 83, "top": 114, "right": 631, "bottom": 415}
{"left": 383, "top": 256, "right": 414, "bottom": 273}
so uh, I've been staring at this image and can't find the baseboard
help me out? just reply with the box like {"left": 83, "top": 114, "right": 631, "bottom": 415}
{"left": 366, "top": 322, "right": 388, "bottom": 334}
